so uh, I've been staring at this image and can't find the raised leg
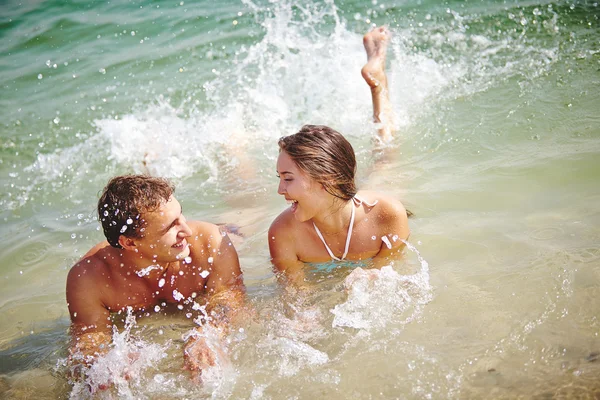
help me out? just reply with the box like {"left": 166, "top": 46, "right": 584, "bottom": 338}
{"left": 361, "top": 26, "right": 395, "bottom": 143}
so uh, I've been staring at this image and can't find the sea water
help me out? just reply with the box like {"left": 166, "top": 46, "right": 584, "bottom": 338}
{"left": 1, "top": 0, "right": 599, "bottom": 398}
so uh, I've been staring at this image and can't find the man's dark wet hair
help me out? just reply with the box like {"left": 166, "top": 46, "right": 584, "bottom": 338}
{"left": 97, "top": 175, "right": 175, "bottom": 248}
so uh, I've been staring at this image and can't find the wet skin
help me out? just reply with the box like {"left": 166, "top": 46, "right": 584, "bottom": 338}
{"left": 66, "top": 196, "right": 245, "bottom": 375}
{"left": 269, "top": 151, "right": 410, "bottom": 286}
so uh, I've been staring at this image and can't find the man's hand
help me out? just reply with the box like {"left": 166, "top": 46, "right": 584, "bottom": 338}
{"left": 183, "top": 328, "right": 228, "bottom": 382}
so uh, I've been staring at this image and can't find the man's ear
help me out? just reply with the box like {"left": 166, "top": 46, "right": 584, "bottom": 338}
{"left": 118, "top": 235, "right": 137, "bottom": 250}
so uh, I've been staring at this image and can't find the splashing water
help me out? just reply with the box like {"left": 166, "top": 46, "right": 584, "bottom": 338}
{"left": 65, "top": 308, "right": 168, "bottom": 399}
{"left": 257, "top": 336, "right": 329, "bottom": 377}
{"left": 331, "top": 240, "right": 431, "bottom": 331}
{"left": 4, "top": 0, "right": 564, "bottom": 213}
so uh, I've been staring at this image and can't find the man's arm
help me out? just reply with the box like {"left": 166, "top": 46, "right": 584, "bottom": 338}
{"left": 66, "top": 260, "right": 112, "bottom": 365}
{"left": 204, "top": 224, "right": 246, "bottom": 324}
{"left": 183, "top": 223, "right": 247, "bottom": 376}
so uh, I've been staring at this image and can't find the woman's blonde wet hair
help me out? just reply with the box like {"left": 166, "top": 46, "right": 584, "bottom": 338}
{"left": 278, "top": 125, "right": 357, "bottom": 201}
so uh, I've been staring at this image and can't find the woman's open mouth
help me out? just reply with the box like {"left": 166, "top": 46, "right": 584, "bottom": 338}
{"left": 287, "top": 199, "right": 298, "bottom": 213}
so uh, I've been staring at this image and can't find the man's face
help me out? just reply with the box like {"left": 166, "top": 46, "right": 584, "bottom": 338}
{"left": 134, "top": 196, "right": 192, "bottom": 263}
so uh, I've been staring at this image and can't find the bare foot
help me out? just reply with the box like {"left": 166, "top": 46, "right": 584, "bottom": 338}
{"left": 361, "top": 26, "right": 390, "bottom": 92}
{"left": 361, "top": 27, "right": 394, "bottom": 143}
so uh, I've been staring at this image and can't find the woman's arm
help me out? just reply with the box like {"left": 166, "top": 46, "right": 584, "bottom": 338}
{"left": 371, "top": 198, "right": 410, "bottom": 269}
{"left": 268, "top": 217, "right": 309, "bottom": 288}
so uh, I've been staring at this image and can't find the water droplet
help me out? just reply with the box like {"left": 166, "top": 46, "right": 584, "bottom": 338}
{"left": 120, "top": 225, "right": 128, "bottom": 233}
{"left": 207, "top": 257, "right": 214, "bottom": 263}
{"left": 126, "top": 218, "right": 133, "bottom": 224}
{"left": 381, "top": 236, "right": 392, "bottom": 249}
{"left": 200, "top": 270, "right": 210, "bottom": 278}
{"left": 158, "top": 278, "right": 165, "bottom": 287}
{"left": 37, "top": 74, "right": 43, "bottom": 79}
{"left": 154, "top": 305, "right": 160, "bottom": 312}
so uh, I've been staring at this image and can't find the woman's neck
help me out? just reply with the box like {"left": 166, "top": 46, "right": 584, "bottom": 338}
{"left": 312, "top": 198, "right": 354, "bottom": 235}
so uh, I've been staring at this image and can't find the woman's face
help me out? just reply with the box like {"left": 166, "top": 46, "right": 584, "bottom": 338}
{"left": 276, "top": 151, "right": 328, "bottom": 222}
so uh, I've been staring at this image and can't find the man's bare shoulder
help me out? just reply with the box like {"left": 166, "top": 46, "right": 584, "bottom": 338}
{"left": 186, "top": 220, "right": 222, "bottom": 246}
{"left": 66, "top": 242, "right": 117, "bottom": 308}
{"left": 68, "top": 242, "right": 113, "bottom": 278}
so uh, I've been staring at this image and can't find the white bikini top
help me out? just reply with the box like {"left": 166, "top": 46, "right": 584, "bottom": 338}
{"left": 313, "top": 195, "right": 378, "bottom": 261}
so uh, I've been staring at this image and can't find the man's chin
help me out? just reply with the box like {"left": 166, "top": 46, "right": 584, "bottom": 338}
{"left": 173, "top": 245, "right": 191, "bottom": 261}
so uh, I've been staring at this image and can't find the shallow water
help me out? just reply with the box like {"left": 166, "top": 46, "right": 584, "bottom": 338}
{"left": 1, "top": 0, "right": 599, "bottom": 398}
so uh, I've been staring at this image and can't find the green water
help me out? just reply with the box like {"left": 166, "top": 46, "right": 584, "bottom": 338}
{"left": 1, "top": 0, "right": 599, "bottom": 398}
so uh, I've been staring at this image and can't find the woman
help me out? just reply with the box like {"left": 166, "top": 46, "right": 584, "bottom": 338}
{"left": 268, "top": 27, "right": 409, "bottom": 286}
{"left": 268, "top": 124, "right": 410, "bottom": 285}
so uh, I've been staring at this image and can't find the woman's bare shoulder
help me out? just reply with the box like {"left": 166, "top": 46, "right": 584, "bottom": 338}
{"left": 268, "top": 207, "right": 297, "bottom": 235}
{"left": 358, "top": 190, "right": 405, "bottom": 209}
{"left": 357, "top": 190, "right": 407, "bottom": 222}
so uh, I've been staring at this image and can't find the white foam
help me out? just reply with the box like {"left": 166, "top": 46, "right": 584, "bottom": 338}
{"left": 257, "top": 336, "right": 329, "bottom": 377}
{"left": 67, "top": 308, "right": 168, "bottom": 398}
{"left": 331, "top": 240, "right": 432, "bottom": 331}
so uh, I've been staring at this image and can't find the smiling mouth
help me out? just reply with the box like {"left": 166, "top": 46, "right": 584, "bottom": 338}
{"left": 172, "top": 238, "right": 187, "bottom": 249}
{"left": 287, "top": 200, "right": 298, "bottom": 213}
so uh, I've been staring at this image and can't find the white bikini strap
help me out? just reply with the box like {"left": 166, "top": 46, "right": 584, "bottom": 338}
{"left": 313, "top": 195, "right": 378, "bottom": 262}
{"left": 352, "top": 194, "right": 378, "bottom": 208}
{"left": 313, "top": 202, "right": 356, "bottom": 261}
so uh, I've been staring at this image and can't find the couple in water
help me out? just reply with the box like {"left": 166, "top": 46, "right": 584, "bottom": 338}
{"left": 66, "top": 27, "right": 409, "bottom": 383}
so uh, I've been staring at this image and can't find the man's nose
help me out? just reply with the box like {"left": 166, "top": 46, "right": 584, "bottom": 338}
{"left": 179, "top": 222, "right": 193, "bottom": 237}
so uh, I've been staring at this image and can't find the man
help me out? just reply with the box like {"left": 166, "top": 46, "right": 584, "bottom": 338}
{"left": 66, "top": 174, "right": 245, "bottom": 378}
